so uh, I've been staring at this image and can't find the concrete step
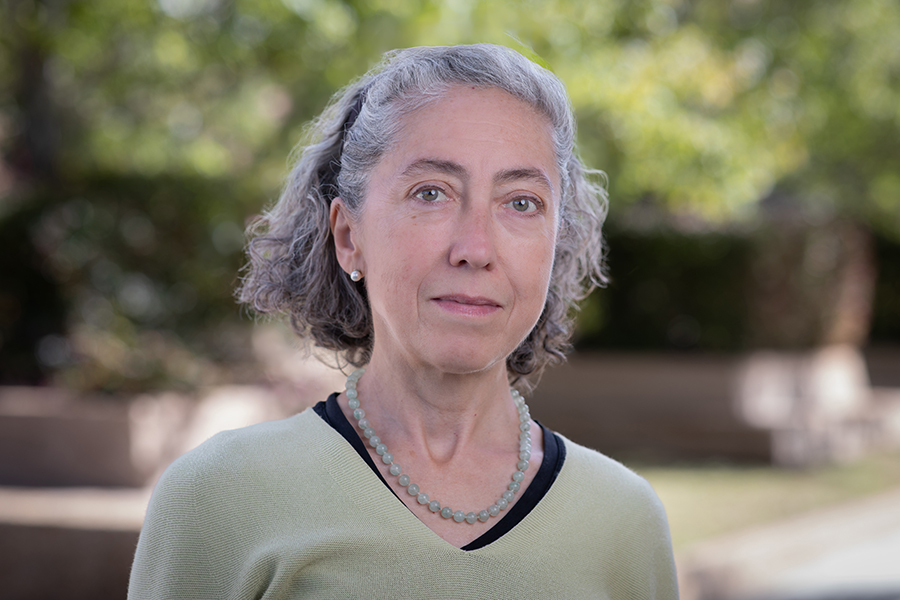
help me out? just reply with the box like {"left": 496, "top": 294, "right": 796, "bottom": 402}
{"left": 0, "top": 486, "right": 148, "bottom": 600}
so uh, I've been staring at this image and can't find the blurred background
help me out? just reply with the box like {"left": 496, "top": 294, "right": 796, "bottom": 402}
{"left": 1, "top": 0, "right": 899, "bottom": 598}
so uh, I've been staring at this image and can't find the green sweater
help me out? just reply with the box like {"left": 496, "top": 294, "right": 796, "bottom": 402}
{"left": 129, "top": 407, "right": 678, "bottom": 599}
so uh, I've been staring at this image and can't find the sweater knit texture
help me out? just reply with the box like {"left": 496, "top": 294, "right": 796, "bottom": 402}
{"left": 129, "top": 407, "right": 679, "bottom": 599}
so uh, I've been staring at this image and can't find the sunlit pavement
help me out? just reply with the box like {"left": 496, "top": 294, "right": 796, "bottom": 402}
{"left": 753, "top": 527, "right": 900, "bottom": 600}
{"left": 679, "top": 487, "right": 900, "bottom": 600}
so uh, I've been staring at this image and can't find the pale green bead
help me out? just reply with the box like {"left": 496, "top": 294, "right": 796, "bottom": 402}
{"left": 512, "top": 470, "right": 525, "bottom": 482}
{"left": 429, "top": 500, "right": 441, "bottom": 512}
{"left": 478, "top": 510, "right": 490, "bottom": 522}
{"left": 363, "top": 428, "right": 375, "bottom": 439}
{"left": 389, "top": 464, "right": 402, "bottom": 476}
{"left": 465, "top": 512, "right": 477, "bottom": 524}
{"left": 407, "top": 483, "right": 419, "bottom": 496}
{"left": 497, "top": 498, "right": 509, "bottom": 510}
{"left": 417, "top": 493, "right": 429, "bottom": 505}
{"left": 398, "top": 474, "right": 410, "bottom": 487}
{"left": 348, "top": 398, "right": 360, "bottom": 409}
{"left": 381, "top": 452, "right": 393, "bottom": 464}
{"left": 368, "top": 436, "right": 380, "bottom": 447}
{"left": 508, "top": 481, "right": 520, "bottom": 492}
{"left": 502, "top": 490, "right": 515, "bottom": 502}
{"left": 441, "top": 507, "right": 454, "bottom": 519}
{"left": 353, "top": 408, "right": 365, "bottom": 420}
{"left": 358, "top": 418, "right": 369, "bottom": 429}
{"left": 375, "top": 444, "right": 387, "bottom": 455}
{"left": 517, "top": 460, "right": 528, "bottom": 471}
{"left": 346, "top": 388, "right": 357, "bottom": 399}
{"left": 519, "top": 422, "right": 530, "bottom": 432}
{"left": 453, "top": 511, "right": 466, "bottom": 522}
{"left": 519, "top": 450, "right": 531, "bottom": 461}
{"left": 489, "top": 505, "right": 500, "bottom": 517}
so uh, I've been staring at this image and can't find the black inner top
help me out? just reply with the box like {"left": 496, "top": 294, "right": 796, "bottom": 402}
{"left": 313, "top": 392, "right": 566, "bottom": 551}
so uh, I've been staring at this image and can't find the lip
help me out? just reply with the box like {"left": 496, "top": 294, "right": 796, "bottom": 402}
{"left": 432, "top": 294, "right": 502, "bottom": 317}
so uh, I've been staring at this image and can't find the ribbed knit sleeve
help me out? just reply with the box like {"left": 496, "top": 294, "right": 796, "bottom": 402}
{"left": 127, "top": 416, "right": 291, "bottom": 600}
{"left": 128, "top": 444, "right": 221, "bottom": 599}
{"left": 128, "top": 410, "right": 351, "bottom": 600}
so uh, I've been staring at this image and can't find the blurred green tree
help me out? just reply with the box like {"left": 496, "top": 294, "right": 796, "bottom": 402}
{"left": 1, "top": 0, "right": 898, "bottom": 388}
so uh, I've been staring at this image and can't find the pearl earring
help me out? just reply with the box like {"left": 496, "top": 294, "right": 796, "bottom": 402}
{"left": 350, "top": 269, "right": 363, "bottom": 282}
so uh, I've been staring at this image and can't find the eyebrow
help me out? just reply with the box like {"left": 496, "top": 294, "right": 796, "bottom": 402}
{"left": 400, "top": 159, "right": 555, "bottom": 193}
{"left": 400, "top": 159, "right": 466, "bottom": 180}
{"left": 493, "top": 167, "right": 554, "bottom": 193}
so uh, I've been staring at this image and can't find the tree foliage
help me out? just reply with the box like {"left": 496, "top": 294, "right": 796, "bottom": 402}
{"left": 1, "top": 0, "right": 898, "bottom": 389}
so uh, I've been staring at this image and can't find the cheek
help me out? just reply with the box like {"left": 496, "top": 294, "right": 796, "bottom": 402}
{"left": 534, "top": 257, "right": 556, "bottom": 306}
{"left": 509, "top": 236, "right": 556, "bottom": 309}
{"left": 365, "top": 218, "right": 434, "bottom": 300}
{"left": 529, "top": 228, "right": 558, "bottom": 281}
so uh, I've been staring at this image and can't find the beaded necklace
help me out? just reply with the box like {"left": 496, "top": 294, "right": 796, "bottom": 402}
{"left": 345, "top": 368, "right": 532, "bottom": 524}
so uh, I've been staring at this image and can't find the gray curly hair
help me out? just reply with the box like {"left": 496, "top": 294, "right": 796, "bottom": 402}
{"left": 238, "top": 44, "right": 607, "bottom": 388}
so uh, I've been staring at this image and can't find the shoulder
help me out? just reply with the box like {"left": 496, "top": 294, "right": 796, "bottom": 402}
{"left": 538, "top": 435, "right": 679, "bottom": 598}
{"left": 558, "top": 435, "right": 659, "bottom": 501}
{"left": 185, "top": 407, "right": 319, "bottom": 458}
{"left": 151, "top": 408, "right": 328, "bottom": 504}
{"left": 130, "top": 409, "right": 337, "bottom": 599}
{"left": 551, "top": 434, "right": 671, "bottom": 534}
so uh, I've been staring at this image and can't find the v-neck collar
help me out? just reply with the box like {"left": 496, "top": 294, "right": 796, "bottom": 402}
{"left": 313, "top": 392, "right": 565, "bottom": 551}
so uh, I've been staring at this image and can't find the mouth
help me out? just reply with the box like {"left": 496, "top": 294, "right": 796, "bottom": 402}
{"left": 435, "top": 294, "right": 501, "bottom": 307}
{"left": 432, "top": 294, "right": 502, "bottom": 316}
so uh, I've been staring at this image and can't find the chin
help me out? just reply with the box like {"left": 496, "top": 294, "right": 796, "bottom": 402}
{"left": 435, "top": 358, "right": 502, "bottom": 376}
{"left": 417, "top": 340, "right": 513, "bottom": 377}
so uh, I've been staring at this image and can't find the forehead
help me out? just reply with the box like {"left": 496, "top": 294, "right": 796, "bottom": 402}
{"left": 375, "top": 86, "right": 560, "bottom": 192}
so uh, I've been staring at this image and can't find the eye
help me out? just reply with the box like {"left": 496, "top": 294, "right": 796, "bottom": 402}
{"left": 415, "top": 187, "right": 447, "bottom": 203}
{"left": 507, "top": 197, "right": 539, "bottom": 213}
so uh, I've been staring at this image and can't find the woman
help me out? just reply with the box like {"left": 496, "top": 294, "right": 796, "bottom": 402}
{"left": 129, "top": 44, "right": 678, "bottom": 598}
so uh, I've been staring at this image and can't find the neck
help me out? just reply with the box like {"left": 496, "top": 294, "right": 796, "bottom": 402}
{"left": 354, "top": 352, "right": 518, "bottom": 464}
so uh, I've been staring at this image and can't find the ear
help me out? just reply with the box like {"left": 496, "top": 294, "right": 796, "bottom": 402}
{"left": 330, "top": 198, "right": 363, "bottom": 274}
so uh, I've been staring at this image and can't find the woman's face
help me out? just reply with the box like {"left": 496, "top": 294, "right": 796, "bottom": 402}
{"left": 332, "top": 86, "right": 560, "bottom": 376}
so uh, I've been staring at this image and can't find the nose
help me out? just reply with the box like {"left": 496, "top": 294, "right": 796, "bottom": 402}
{"left": 448, "top": 202, "right": 496, "bottom": 270}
